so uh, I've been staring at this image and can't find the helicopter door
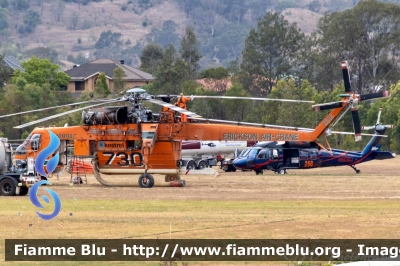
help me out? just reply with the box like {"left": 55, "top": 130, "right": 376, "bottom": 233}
{"left": 283, "top": 149, "right": 300, "bottom": 168}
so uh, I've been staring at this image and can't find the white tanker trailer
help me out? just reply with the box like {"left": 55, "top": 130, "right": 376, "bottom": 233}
{"left": 181, "top": 141, "right": 256, "bottom": 171}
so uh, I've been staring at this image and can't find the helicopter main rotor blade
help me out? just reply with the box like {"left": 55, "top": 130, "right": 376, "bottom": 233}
{"left": 330, "top": 131, "right": 387, "bottom": 137}
{"left": 0, "top": 98, "right": 116, "bottom": 119}
{"left": 147, "top": 99, "right": 202, "bottom": 117}
{"left": 14, "top": 99, "right": 124, "bottom": 129}
{"left": 188, "top": 95, "right": 314, "bottom": 103}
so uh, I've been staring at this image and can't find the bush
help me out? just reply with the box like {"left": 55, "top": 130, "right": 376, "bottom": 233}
{"left": 121, "top": 4, "right": 127, "bottom": 11}
{"left": 142, "top": 20, "right": 148, "bottom": 27}
{"left": 200, "top": 67, "right": 229, "bottom": 79}
{"left": 77, "top": 38, "right": 81, "bottom": 44}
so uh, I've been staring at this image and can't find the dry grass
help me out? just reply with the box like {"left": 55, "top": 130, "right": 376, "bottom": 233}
{"left": 1, "top": 158, "right": 400, "bottom": 265}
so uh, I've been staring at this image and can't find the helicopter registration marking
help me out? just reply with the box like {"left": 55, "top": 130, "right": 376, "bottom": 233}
{"left": 102, "top": 151, "right": 143, "bottom": 166}
{"left": 222, "top": 133, "right": 299, "bottom": 141}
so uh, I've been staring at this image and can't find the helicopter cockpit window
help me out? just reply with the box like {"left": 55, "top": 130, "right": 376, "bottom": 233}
{"left": 248, "top": 149, "right": 260, "bottom": 158}
{"left": 15, "top": 133, "right": 33, "bottom": 155}
{"left": 257, "top": 150, "right": 268, "bottom": 159}
{"left": 238, "top": 148, "right": 250, "bottom": 158}
{"left": 30, "top": 134, "right": 41, "bottom": 151}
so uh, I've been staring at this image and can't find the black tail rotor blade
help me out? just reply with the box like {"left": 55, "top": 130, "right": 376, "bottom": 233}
{"left": 351, "top": 108, "right": 362, "bottom": 141}
{"left": 360, "top": 91, "right": 391, "bottom": 101}
{"left": 312, "top": 101, "right": 344, "bottom": 112}
{"left": 341, "top": 61, "right": 352, "bottom": 93}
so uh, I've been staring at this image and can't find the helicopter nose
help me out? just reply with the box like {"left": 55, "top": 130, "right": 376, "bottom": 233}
{"left": 246, "top": 158, "right": 254, "bottom": 168}
{"left": 233, "top": 158, "right": 245, "bottom": 169}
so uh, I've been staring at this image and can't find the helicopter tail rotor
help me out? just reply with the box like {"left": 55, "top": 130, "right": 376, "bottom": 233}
{"left": 312, "top": 61, "right": 390, "bottom": 142}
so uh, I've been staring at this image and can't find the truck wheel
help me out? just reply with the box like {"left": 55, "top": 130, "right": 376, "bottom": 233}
{"left": 186, "top": 160, "right": 197, "bottom": 170}
{"left": 0, "top": 178, "right": 16, "bottom": 196}
{"left": 138, "top": 173, "right": 154, "bottom": 188}
{"left": 165, "top": 174, "right": 181, "bottom": 182}
{"left": 19, "top": 186, "right": 29, "bottom": 196}
{"left": 197, "top": 160, "right": 208, "bottom": 170}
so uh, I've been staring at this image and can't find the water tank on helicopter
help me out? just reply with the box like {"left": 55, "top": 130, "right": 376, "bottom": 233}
{"left": 82, "top": 106, "right": 128, "bottom": 125}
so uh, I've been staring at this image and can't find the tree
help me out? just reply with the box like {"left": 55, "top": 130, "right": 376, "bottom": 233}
{"left": 12, "top": 56, "right": 70, "bottom": 91}
{"left": 95, "top": 30, "right": 123, "bottom": 50}
{"left": 241, "top": 12, "right": 305, "bottom": 96}
{"left": 222, "top": 82, "right": 252, "bottom": 121}
{"left": 0, "top": 54, "right": 12, "bottom": 88}
{"left": 140, "top": 43, "right": 163, "bottom": 75}
{"left": 0, "top": 7, "right": 7, "bottom": 31}
{"left": 180, "top": 27, "right": 201, "bottom": 79}
{"left": 113, "top": 67, "right": 126, "bottom": 94}
{"left": 24, "top": 47, "right": 59, "bottom": 63}
{"left": 151, "top": 43, "right": 185, "bottom": 95}
{"left": 21, "top": 9, "right": 41, "bottom": 33}
{"left": 51, "top": 0, "right": 65, "bottom": 22}
{"left": 94, "top": 72, "right": 110, "bottom": 98}
{"left": 313, "top": 0, "right": 400, "bottom": 94}
{"left": 0, "top": 77, "right": 58, "bottom": 139}
{"left": 70, "top": 11, "right": 79, "bottom": 30}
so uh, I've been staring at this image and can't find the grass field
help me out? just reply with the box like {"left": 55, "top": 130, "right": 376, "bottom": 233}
{"left": 1, "top": 158, "right": 400, "bottom": 265}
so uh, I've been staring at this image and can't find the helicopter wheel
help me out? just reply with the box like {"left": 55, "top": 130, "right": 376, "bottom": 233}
{"left": 278, "top": 168, "right": 286, "bottom": 175}
{"left": 138, "top": 173, "right": 154, "bottom": 188}
{"left": 165, "top": 174, "right": 181, "bottom": 182}
{"left": 255, "top": 170, "right": 263, "bottom": 175}
{"left": 356, "top": 169, "right": 361, "bottom": 174}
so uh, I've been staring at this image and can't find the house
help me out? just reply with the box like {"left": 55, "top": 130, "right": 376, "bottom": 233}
{"left": 2, "top": 56, "right": 24, "bottom": 85}
{"left": 64, "top": 59, "right": 154, "bottom": 95}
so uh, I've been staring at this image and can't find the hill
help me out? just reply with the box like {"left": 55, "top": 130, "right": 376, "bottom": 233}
{"left": 0, "top": 0, "right": 375, "bottom": 70}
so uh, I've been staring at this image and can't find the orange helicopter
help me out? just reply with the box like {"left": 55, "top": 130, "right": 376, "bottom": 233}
{"left": 3, "top": 61, "right": 390, "bottom": 188}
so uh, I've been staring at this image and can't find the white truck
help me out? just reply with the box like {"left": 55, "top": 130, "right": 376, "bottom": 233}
{"left": 0, "top": 138, "right": 32, "bottom": 196}
{"left": 181, "top": 141, "right": 256, "bottom": 171}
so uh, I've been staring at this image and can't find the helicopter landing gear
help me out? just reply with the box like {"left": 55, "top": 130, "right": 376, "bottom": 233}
{"left": 273, "top": 168, "right": 286, "bottom": 175}
{"left": 255, "top": 169, "right": 263, "bottom": 175}
{"left": 350, "top": 165, "right": 361, "bottom": 174}
{"left": 138, "top": 173, "right": 154, "bottom": 188}
{"left": 165, "top": 174, "right": 181, "bottom": 182}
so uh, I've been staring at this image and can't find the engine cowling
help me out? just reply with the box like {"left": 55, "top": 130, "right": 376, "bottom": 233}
{"left": 82, "top": 107, "right": 128, "bottom": 125}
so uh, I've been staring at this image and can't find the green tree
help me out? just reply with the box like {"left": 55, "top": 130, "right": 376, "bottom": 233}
{"left": 12, "top": 56, "right": 70, "bottom": 91}
{"left": 113, "top": 67, "right": 126, "bottom": 94}
{"left": 22, "top": 9, "right": 41, "bottom": 33}
{"left": 0, "top": 7, "right": 7, "bottom": 31}
{"left": 24, "top": 47, "right": 59, "bottom": 63}
{"left": 0, "top": 0, "right": 8, "bottom": 8}
{"left": 0, "top": 54, "right": 12, "bottom": 88}
{"left": 222, "top": 82, "right": 252, "bottom": 121}
{"left": 0, "top": 77, "right": 58, "bottom": 139}
{"left": 140, "top": 43, "right": 163, "bottom": 75}
{"left": 180, "top": 27, "right": 201, "bottom": 79}
{"left": 151, "top": 43, "right": 185, "bottom": 95}
{"left": 313, "top": 0, "right": 400, "bottom": 93}
{"left": 241, "top": 12, "right": 305, "bottom": 96}
{"left": 94, "top": 72, "right": 110, "bottom": 98}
